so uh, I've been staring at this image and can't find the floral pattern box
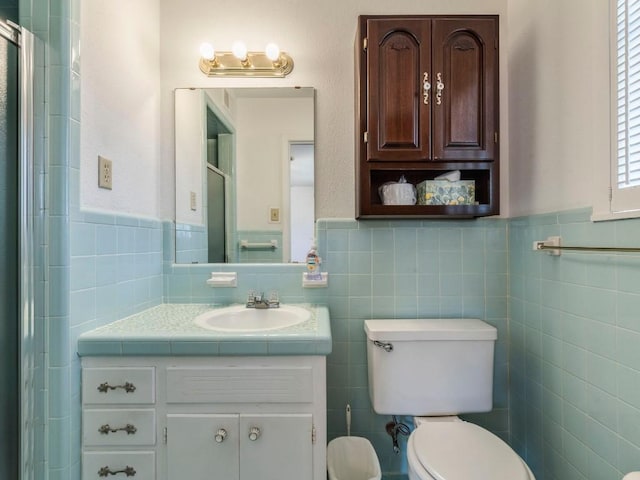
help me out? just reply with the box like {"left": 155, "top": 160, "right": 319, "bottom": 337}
{"left": 417, "top": 180, "right": 476, "bottom": 206}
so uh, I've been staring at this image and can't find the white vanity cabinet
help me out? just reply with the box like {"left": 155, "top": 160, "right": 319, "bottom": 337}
{"left": 81, "top": 356, "right": 326, "bottom": 480}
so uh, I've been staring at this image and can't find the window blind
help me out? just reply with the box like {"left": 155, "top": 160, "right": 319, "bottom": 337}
{"left": 617, "top": 0, "right": 640, "bottom": 188}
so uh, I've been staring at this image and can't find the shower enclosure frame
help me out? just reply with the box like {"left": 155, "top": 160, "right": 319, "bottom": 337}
{"left": 1, "top": 19, "right": 38, "bottom": 480}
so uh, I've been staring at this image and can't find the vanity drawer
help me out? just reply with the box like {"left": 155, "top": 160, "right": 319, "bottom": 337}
{"left": 83, "top": 409, "right": 156, "bottom": 446}
{"left": 82, "top": 451, "right": 155, "bottom": 480}
{"left": 83, "top": 367, "right": 155, "bottom": 405}
{"left": 166, "top": 366, "right": 314, "bottom": 404}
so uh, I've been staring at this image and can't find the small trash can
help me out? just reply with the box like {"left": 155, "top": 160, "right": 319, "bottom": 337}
{"left": 327, "top": 436, "right": 382, "bottom": 480}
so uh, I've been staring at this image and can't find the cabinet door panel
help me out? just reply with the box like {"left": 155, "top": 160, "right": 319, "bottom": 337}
{"left": 366, "top": 19, "right": 431, "bottom": 161}
{"left": 240, "top": 414, "right": 313, "bottom": 480}
{"left": 432, "top": 18, "right": 497, "bottom": 161}
{"left": 166, "top": 414, "right": 239, "bottom": 480}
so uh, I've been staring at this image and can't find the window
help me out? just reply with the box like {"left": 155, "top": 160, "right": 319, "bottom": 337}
{"left": 611, "top": 0, "right": 640, "bottom": 214}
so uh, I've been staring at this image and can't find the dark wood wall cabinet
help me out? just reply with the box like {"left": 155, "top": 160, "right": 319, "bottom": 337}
{"left": 355, "top": 15, "right": 499, "bottom": 218}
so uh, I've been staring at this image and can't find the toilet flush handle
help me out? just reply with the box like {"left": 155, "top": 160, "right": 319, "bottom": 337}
{"left": 373, "top": 340, "right": 393, "bottom": 352}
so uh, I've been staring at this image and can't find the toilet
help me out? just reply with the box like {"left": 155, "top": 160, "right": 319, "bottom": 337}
{"left": 365, "top": 318, "right": 535, "bottom": 480}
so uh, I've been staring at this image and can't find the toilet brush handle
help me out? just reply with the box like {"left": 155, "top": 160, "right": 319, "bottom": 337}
{"left": 346, "top": 404, "right": 351, "bottom": 436}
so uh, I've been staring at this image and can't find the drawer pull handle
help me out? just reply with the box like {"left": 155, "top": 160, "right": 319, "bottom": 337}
{"left": 98, "top": 423, "right": 137, "bottom": 435}
{"left": 248, "top": 426, "right": 261, "bottom": 441}
{"left": 214, "top": 428, "right": 227, "bottom": 443}
{"left": 98, "top": 466, "right": 136, "bottom": 477}
{"left": 97, "top": 382, "right": 136, "bottom": 394}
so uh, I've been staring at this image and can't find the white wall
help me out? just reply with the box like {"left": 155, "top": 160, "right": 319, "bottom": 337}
{"left": 80, "top": 0, "right": 161, "bottom": 217}
{"left": 507, "top": 0, "right": 610, "bottom": 217}
{"left": 290, "top": 185, "right": 315, "bottom": 262}
{"left": 175, "top": 89, "right": 208, "bottom": 226}
{"left": 159, "top": 0, "right": 509, "bottom": 220}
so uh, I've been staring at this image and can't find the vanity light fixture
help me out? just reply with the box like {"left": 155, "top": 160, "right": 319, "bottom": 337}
{"left": 198, "top": 41, "right": 294, "bottom": 77}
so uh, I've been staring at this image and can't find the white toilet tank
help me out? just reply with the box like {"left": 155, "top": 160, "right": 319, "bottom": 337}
{"left": 365, "top": 319, "right": 497, "bottom": 416}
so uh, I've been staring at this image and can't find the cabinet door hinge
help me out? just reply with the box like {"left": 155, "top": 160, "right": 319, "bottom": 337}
{"left": 608, "top": 186, "right": 613, "bottom": 202}
{"left": 494, "top": 131, "right": 498, "bottom": 143}
{"left": 163, "top": 427, "right": 168, "bottom": 444}
{"left": 364, "top": 131, "right": 368, "bottom": 143}
{"left": 363, "top": 37, "right": 368, "bottom": 51}
{"left": 312, "top": 424, "right": 316, "bottom": 444}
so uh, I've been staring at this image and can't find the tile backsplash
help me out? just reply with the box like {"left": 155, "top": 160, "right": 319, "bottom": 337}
{"left": 509, "top": 209, "right": 640, "bottom": 479}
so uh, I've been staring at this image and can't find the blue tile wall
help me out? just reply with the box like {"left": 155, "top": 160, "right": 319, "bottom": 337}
{"left": 509, "top": 208, "right": 640, "bottom": 480}
{"left": 236, "top": 229, "right": 284, "bottom": 263}
{"left": 24, "top": 0, "right": 78, "bottom": 478}
{"left": 175, "top": 222, "right": 207, "bottom": 264}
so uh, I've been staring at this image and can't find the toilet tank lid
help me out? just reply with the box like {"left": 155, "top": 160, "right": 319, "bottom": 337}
{"left": 364, "top": 319, "right": 497, "bottom": 341}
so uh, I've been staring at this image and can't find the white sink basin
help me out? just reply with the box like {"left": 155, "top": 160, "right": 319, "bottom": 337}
{"left": 194, "top": 304, "right": 311, "bottom": 332}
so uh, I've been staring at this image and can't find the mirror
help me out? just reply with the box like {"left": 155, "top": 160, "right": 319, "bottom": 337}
{"left": 175, "top": 87, "right": 315, "bottom": 264}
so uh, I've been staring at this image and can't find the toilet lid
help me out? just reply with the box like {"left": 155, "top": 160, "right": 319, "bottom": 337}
{"left": 412, "top": 422, "right": 530, "bottom": 480}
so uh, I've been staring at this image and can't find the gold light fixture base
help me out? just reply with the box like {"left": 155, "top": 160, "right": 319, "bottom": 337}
{"left": 199, "top": 51, "right": 294, "bottom": 77}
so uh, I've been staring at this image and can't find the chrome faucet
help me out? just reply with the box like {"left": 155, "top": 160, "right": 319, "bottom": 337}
{"left": 246, "top": 290, "right": 279, "bottom": 309}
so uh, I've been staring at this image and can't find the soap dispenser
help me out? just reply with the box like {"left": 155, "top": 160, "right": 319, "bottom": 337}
{"left": 305, "top": 243, "right": 322, "bottom": 280}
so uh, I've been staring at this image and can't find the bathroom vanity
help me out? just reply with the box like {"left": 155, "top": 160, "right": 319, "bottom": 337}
{"left": 77, "top": 304, "right": 331, "bottom": 480}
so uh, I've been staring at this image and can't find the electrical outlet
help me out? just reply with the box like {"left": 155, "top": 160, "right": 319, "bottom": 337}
{"left": 98, "top": 156, "right": 113, "bottom": 190}
{"left": 269, "top": 207, "right": 280, "bottom": 223}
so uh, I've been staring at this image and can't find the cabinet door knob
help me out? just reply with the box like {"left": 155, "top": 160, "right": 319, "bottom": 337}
{"left": 436, "top": 72, "right": 445, "bottom": 105}
{"left": 423, "top": 72, "right": 431, "bottom": 105}
{"left": 214, "top": 428, "right": 227, "bottom": 443}
{"left": 248, "top": 426, "right": 261, "bottom": 441}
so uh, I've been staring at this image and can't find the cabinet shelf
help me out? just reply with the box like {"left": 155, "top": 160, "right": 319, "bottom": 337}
{"left": 359, "top": 203, "right": 496, "bottom": 219}
{"left": 359, "top": 162, "right": 498, "bottom": 218}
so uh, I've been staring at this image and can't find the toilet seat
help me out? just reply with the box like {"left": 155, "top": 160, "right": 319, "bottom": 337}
{"left": 409, "top": 421, "right": 532, "bottom": 480}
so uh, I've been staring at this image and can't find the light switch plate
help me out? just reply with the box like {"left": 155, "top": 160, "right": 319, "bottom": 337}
{"left": 269, "top": 207, "right": 280, "bottom": 223}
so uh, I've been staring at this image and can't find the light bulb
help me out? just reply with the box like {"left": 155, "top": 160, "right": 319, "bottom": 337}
{"left": 265, "top": 43, "right": 280, "bottom": 61}
{"left": 199, "top": 42, "right": 215, "bottom": 60}
{"left": 232, "top": 41, "right": 248, "bottom": 61}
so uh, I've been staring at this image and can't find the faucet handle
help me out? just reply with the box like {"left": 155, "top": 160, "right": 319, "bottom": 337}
{"left": 246, "top": 290, "right": 256, "bottom": 307}
{"left": 268, "top": 290, "right": 279, "bottom": 307}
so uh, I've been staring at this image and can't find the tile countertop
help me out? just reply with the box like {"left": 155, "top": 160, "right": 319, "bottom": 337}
{"left": 77, "top": 304, "right": 332, "bottom": 357}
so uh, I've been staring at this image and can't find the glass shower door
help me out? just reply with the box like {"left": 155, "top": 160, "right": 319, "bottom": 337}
{"left": 0, "top": 19, "right": 20, "bottom": 480}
